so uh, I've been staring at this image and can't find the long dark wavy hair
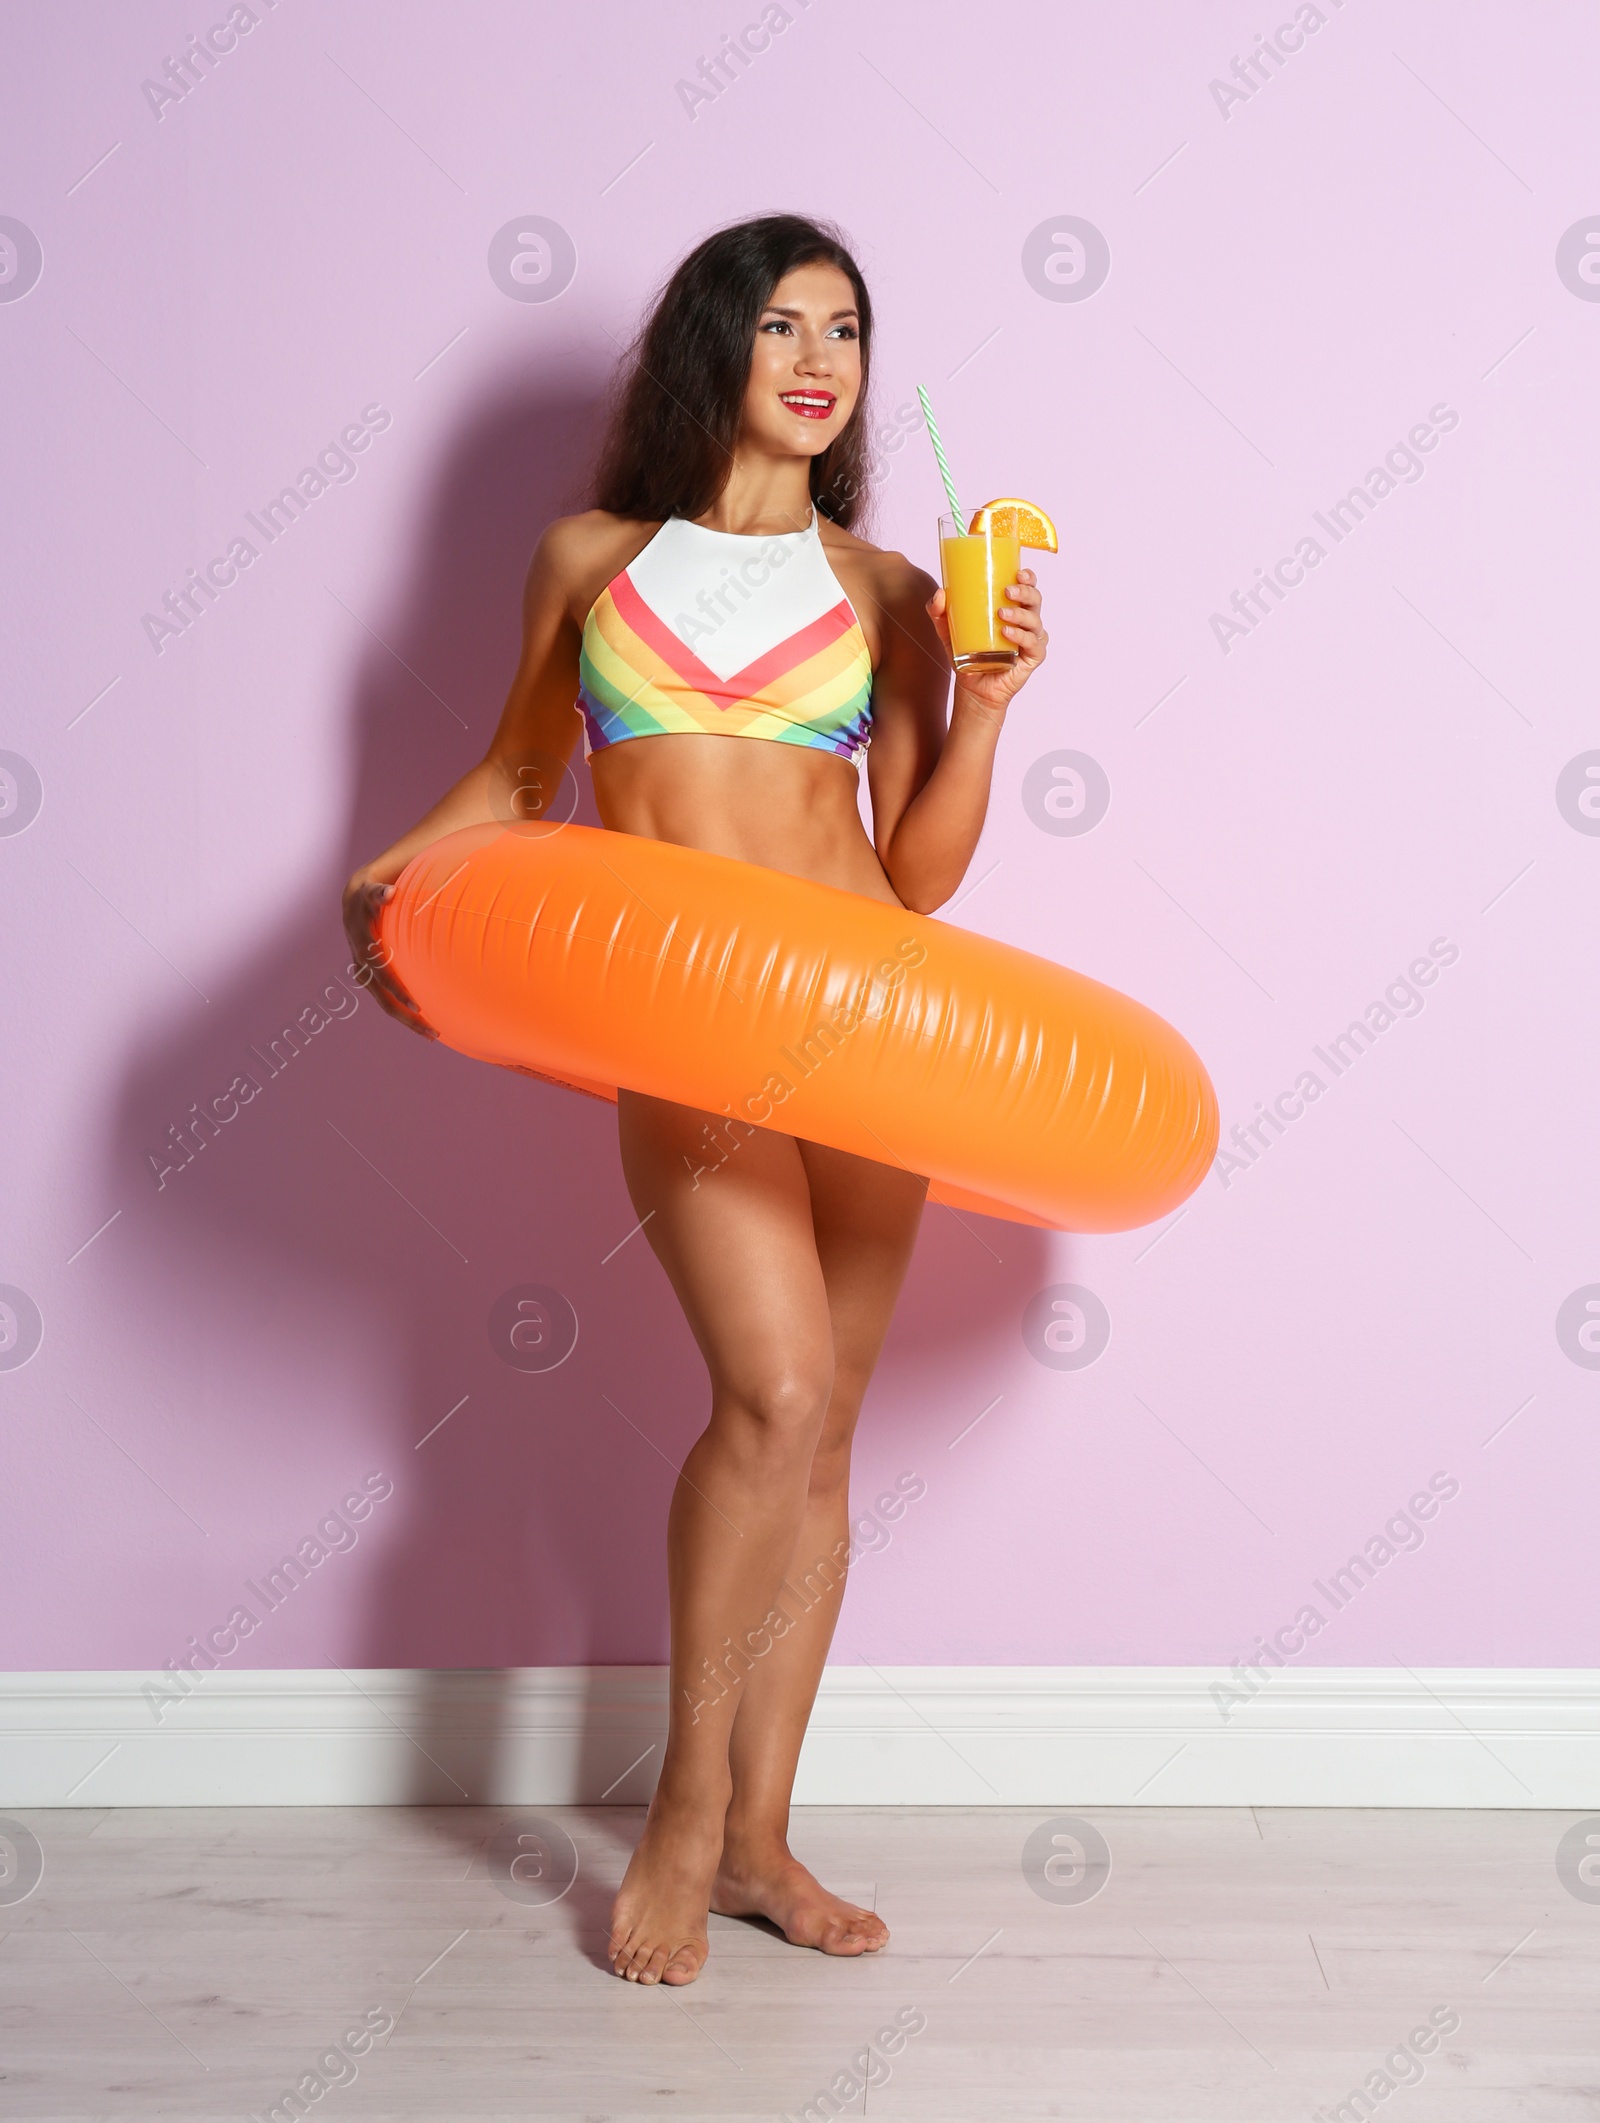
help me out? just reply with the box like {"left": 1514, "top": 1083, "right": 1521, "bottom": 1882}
{"left": 592, "top": 214, "right": 875, "bottom": 529}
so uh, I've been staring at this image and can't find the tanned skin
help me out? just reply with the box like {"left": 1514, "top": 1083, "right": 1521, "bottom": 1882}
{"left": 344, "top": 261, "right": 1046, "bottom": 1985}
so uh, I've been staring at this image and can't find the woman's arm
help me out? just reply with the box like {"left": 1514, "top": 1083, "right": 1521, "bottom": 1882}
{"left": 341, "top": 521, "right": 587, "bottom": 1032}
{"left": 866, "top": 557, "right": 1047, "bottom": 915}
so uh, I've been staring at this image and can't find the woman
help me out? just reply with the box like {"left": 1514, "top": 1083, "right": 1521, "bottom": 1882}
{"left": 343, "top": 214, "right": 1047, "bottom": 1986}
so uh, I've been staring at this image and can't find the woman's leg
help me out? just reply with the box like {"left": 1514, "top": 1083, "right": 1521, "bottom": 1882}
{"left": 606, "top": 1090, "right": 840, "bottom": 1986}
{"left": 712, "top": 1139, "right": 927, "bottom": 1951}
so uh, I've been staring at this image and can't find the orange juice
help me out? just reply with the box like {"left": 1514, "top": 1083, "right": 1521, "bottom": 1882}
{"left": 939, "top": 521, "right": 1022, "bottom": 668}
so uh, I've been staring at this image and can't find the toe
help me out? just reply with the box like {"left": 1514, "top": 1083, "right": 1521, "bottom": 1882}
{"left": 662, "top": 1942, "right": 702, "bottom": 1985}
{"left": 838, "top": 1907, "right": 889, "bottom": 1953}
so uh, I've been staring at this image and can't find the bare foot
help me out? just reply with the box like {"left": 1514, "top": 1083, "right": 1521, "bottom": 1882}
{"left": 711, "top": 1844, "right": 888, "bottom": 1955}
{"left": 608, "top": 1795, "right": 723, "bottom": 1985}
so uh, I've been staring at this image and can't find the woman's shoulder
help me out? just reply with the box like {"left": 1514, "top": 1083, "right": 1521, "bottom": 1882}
{"left": 532, "top": 509, "right": 664, "bottom": 617}
{"left": 538, "top": 508, "right": 662, "bottom": 577}
{"left": 820, "top": 521, "right": 936, "bottom": 611}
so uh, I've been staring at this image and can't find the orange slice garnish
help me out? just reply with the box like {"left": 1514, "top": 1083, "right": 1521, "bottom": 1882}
{"left": 968, "top": 497, "right": 1058, "bottom": 550}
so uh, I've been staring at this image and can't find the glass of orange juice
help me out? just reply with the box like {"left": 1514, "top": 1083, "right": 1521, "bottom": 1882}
{"left": 939, "top": 514, "right": 1023, "bottom": 670}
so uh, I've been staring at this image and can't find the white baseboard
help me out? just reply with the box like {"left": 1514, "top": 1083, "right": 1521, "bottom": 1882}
{"left": 2, "top": 1667, "right": 1597, "bottom": 1809}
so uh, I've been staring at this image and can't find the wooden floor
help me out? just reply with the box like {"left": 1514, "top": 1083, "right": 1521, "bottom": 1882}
{"left": 0, "top": 1805, "right": 1593, "bottom": 2118}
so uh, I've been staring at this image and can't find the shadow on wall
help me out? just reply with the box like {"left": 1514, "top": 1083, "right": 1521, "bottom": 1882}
{"left": 107, "top": 359, "right": 1046, "bottom": 1830}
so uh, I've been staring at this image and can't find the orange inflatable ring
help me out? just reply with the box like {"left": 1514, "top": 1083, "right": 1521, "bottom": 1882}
{"left": 377, "top": 821, "right": 1218, "bottom": 1232}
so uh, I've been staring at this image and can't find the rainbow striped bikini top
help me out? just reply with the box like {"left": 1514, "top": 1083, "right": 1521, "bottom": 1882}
{"left": 577, "top": 512, "right": 874, "bottom": 763}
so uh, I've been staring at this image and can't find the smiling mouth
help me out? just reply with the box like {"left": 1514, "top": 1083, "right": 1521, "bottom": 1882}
{"left": 779, "top": 391, "right": 836, "bottom": 420}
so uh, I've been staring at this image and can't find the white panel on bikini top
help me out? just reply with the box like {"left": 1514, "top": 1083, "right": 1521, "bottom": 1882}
{"left": 623, "top": 516, "right": 859, "bottom": 684}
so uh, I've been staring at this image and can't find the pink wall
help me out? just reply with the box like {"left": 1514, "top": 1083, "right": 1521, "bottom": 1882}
{"left": 2, "top": 0, "right": 1595, "bottom": 1677}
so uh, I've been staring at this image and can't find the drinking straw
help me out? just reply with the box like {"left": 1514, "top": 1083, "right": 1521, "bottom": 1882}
{"left": 916, "top": 383, "right": 964, "bottom": 526}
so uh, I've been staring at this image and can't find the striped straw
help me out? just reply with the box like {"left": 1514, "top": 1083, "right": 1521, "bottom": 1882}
{"left": 916, "top": 383, "right": 964, "bottom": 527}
